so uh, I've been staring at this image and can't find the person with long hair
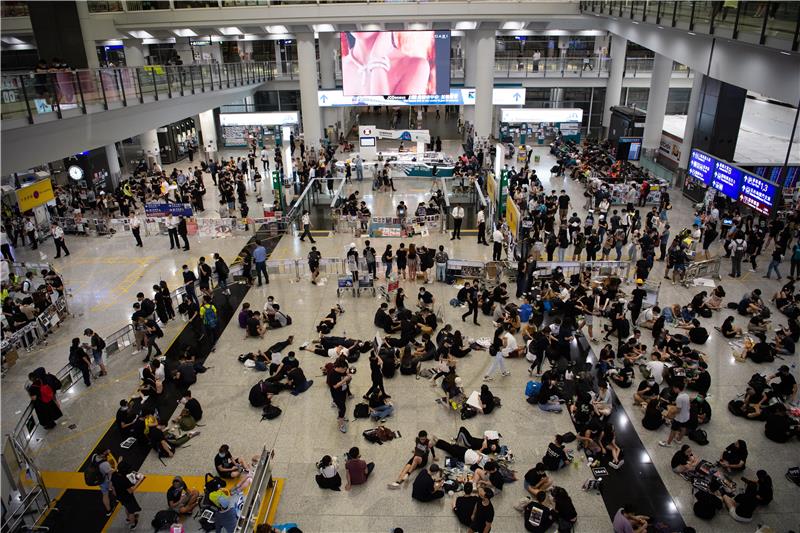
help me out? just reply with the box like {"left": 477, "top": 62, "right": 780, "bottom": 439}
{"left": 407, "top": 243, "right": 418, "bottom": 281}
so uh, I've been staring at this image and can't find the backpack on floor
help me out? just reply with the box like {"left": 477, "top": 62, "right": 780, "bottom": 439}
{"left": 560, "top": 431, "right": 576, "bottom": 443}
{"left": 261, "top": 405, "right": 282, "bottom": 421}
{"left": 151, "top": 509, "right": 180, "bottom": 531}
{"left": 525, "top": 381, "right": 542, "bottom": 400}
{"left": 204, "top": 473, "right": 226, "bottom": 494}
{"left": 363, "top": 426, "right": 399, "bottom": 445}
{"left": 688, "top": 428, "right": 709, "bottom": 446}
{"left": 461, "top": 405, "right": 478, "bottom": 420}
{"left": 353, "top": 403, "right": 370, "bottom": 418}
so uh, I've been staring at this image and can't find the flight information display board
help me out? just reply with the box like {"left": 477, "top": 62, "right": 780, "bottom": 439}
{"left": 688, "top": 149, "right": 779, "bottom": 216}
{"left": 739, "top": 173, "right": 777, "bottom": 216}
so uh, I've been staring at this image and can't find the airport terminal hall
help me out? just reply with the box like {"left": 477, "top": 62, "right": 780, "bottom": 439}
{"left": 3, "top": 1, "right": 800, "bottom": 532}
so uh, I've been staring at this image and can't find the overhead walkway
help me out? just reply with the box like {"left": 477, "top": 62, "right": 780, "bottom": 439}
{"left": 0, "top": 62, "right": 271, "bottom": 175}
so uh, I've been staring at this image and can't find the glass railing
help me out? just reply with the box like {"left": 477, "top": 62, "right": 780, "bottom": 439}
{"left": 623, "top": 57, "right": 693, "bottom": 78}
{"left": 492, "top": 56, "right": 610, "bottom": 78}
{"left": 582, "top": 0, "right": 800, "bottom": 52}
{"left": 1, "top": 62, "right": 271, "bottom": 125}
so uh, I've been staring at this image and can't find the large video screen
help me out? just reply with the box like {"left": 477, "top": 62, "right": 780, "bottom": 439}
{"left": 340, "top": 31, "right": 450, "bottom": 96}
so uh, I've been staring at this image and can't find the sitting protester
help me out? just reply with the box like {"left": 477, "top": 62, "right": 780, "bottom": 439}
{"left": 315, "top": 455, "right": 342, "bottom": 491}
{"left": 718, "top": 440, "right": 748, "bottom": 472}
{"left": 167, "top": 476, "right": 200, "bottom": 515}
{"left": 541, "top": 434, "right": 571, "bottom": 471}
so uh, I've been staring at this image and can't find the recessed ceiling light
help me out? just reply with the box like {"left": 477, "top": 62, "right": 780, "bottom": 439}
{"left": 173, "top": 29, "right": 197, "bottom": 37}
{"left": 408, "top": 23, "right": 429, "bottom": 30}
{"left": 313, "top": 24, "right": 335, "bottom": 33}
{"left": 455, "top": 21, "right": 477, "bottom": 30}
{"left": 266, "top": 25, "right": 289, "bottom": 34}
{"left": 218, "top": 27, "right": 242, "bottom": 36}
{"left": 501, "top": 22, "right": 525, "bottom": 30}
{"left": 128, "top": 30, "right": 153, "bottom": 39}
{"left": 360, "top": 24, "right": 382, "bottom": 31}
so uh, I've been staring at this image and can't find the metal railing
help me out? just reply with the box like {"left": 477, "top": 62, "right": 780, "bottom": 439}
{"left": 234, "top": 447, "right": 275, "bottom": 533}
{"left": 1, "top": 61, "right": 272, "bottom": 124}
{"left": 492, "top": 56, "right": 610, "bottom": 78}
{"left": 582, "top": 0, "right": 800, "bottom": 52}
{"left": 623, "top": 57, "right": 693, "bottom": 78}
{"left": 1, "top": 435, "right": 52, "bottom": 533}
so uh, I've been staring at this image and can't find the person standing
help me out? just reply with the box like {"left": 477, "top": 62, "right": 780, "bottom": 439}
{"left": 130, "top": 215, "right": 143, "bottom": 247}
{"left": 477, "top": 208, "right": 488, "bottom": 245}
{"left": 308, "top": 246, "right": 321, "bottom": 285}
{"left": 83, "top": 328, "right": 108, "bottom": 377}
{"left": 363, "top": 240, "right": 377, "bottom": 280}
{"left": 253, "top": 239, "right": 269, "bottom": 286}
{"left": 659, "top": 381, "right": 691, "bottom": 447}
{"left": 1, "top": 229, "right": 14, "bottom": 262}
{"left": 299, "top": 210, "right": 316, "bottom": 243}
{"left": 355, "top": 155, "right": 364, "bottom": 182}
{"left": 24, "top": 217, "right": 37, "bottom": 250}
{"left": 111, "top": 468, "right": 144, "bottom": 530}
{"left": 492, "top": 228, "right": 504, "bottom": 262}
{"left": 200, "top": 295, "right": 219, "bottom": 351}
{"left": 166, "top": 215, "right": 179, "bottom": 250}
{"left": 451, "top": 205, "right": 464, "bottom": 240}
{"left": 69, "top": 338, "right": 92, "bottom": 387}
{"left": 364, "top": 351, "right": 387, "bottom": 399}
{"left": 177, "top": 216, "right": 190, "bottom": 251}
{"left": 213, "top": 253, "right": 231, "bottom": 296}
{"left": 260, "top": 146, "right": 270, "bottom": 172}
{"left": 461, "top": 283, "right": 480, "bottom": 326}
{"left": 51, "top": 223, "right": 69, "bottom": 258}
{"left": 730, "top": 231, "right": 747, "bottom": 278}
{"left": 182, "top": 264, "right": 199, "bottom": 305}
{"left": 435, "top": 245, "right": 449, "bottom": 282}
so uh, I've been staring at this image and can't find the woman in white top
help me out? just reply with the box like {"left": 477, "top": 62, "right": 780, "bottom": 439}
{"left": 315, "top": 455, "right": 342, "bottom": 491}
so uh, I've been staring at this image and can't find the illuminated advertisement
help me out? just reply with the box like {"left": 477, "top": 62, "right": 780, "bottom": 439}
{"left": 340, "top": 31, "right": 450, "bottom": 96}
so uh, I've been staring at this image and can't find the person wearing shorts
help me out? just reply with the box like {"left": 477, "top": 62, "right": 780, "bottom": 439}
{"left": 388, "top": 431, "right": 435, "bottom": 488}
{"left": 658, "top": 382, "right": 690, "bottom": 447}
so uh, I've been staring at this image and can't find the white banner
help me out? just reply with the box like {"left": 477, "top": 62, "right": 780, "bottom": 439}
{"left": 219, "top": 112, "right": 299, "bottom": 126}
{"left": 318, "top": 88, "right": 526, "bottom": 107}
{"left": 500, "top": 108, "right": 584, "bottom": 124}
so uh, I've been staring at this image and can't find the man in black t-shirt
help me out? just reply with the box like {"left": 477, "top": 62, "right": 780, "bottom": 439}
{"left": 246, "top": 311, "right": 266, "bottom": 338}
{"left": 181, "top": 391, "right": 203, "bottom": 421}
{"left": 541, "top": 435, "right": 570, "bottom": 471}
{"left": 452, "top": 482, "right": 479, "bottom": 526}
{"left": 524, "top": 491, "right": 554, "bottom": 532}
{"left": 468, "top": 487, "right": 494, "bottom": 533}
{"left": 411, "top": 464, "right": 444, "bottom": 502}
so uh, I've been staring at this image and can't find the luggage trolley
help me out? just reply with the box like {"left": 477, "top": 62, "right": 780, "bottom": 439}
{"left": 357, "top": 274, "right": 376, "bottom": 297}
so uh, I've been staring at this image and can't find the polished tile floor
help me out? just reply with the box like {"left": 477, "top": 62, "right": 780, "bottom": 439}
{"left": 6, "top": 143, "right": 800, "bottom": 532}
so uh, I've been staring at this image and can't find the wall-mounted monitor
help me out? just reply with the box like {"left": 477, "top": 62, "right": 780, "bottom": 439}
{"left": 340, "top": 30, "right": 451, "bottom": 96}
{"left": 616, "top": 137, "right": 642, "bottom": 161}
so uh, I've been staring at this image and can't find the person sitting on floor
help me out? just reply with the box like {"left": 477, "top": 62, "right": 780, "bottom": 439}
{"left": 215, "top": 444, "right": 248, "bottom": 479}
{"left": 167, "top": 476, "right": 200, "bottom": 515}
{"left": 716, "top": 316, "right": 743, "bottom": 338}
{"left": 411, "top": 464, "right": 445, "bottom": 502}
{"left": 238, "top": 302, "right": 253, "bottom": 328}
{"left": 245, "top": 311, "right": 267, "bottom": 339}
{"left": 718, "top": 439, "right": 748, "bottom": 472}
{"left": 541, "top": 434, "right": 571, "bottom": 471}
{"left": 523, "top": 463, "right": 552, "bottom": 496}
{"left": 670, "top": 443, "right": 700, "bottom": 473}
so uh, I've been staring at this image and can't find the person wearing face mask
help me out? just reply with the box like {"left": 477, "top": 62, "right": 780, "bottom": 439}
{"left": 214, "top": 444, "right": 248, "bottom": 479}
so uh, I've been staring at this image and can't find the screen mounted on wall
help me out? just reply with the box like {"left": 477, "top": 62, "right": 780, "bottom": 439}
{"left": 340, "top": 30, "right": 451, "bottom": 96}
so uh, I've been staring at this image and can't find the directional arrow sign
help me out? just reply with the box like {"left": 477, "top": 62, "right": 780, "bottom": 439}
{"left": 513, "top": 92, "right": 521, "bottom": 102}
{"left": 320, "top": 94, "right": 328, "bottom": 103}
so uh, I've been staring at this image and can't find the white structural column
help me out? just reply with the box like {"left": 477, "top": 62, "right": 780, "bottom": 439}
{"left": 175, "top": 37, "right": 194, "bottom": 65}
{"left": 462, "top": 32, "right": 477, "bottom": 125}
{"left": 124, "top": 40, "right": 146, "bottom": 67}
{"left": 296, "top": 32, "right": 322, "bottom": 149}
{"left": 105, "top": 143, "right": 121, "bottom": 186}
{"left": 318, "top": 32, "right": 338, "bottom": 133}
{"left": 75, "top": 1, "right": 100, "bottom": 69}
{"left": 602, "top": 34, "right": 627, "bottom": 130}
{"left": 679, "top": 73, "right": 705, "bottom": 170}
{"left": 474, "top": 29, "right": 496, "bottom": 140}
{"left": 140, "top": 129, "right": 161, "bottom": 169}
{"left": 642, "top": 53, "right": 673, "bottom": 151}
{"left": 198, "top": 110, "right": 218, "bottom": 162}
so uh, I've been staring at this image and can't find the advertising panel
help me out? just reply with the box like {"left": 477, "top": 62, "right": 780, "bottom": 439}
{"left": 340, "top": 31, "right": 450, "bottom": 96}
{"left": 219, "top": 112, "right": 298, "bottom": 126}
{"left": 16, "top": 179, "right": 55, "bottom": 212}
{"left": 500, "top": 108, "right": 584, "bottom": 124}
{"left": 317, "top": 88, "right": 526, "bottom": 107}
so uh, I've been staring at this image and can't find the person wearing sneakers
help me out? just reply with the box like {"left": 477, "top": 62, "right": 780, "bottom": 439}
{"left": 483, "top": 328, "right": 510, "bottom": 382}
{"left": 388, "top": 430, "right": 436, "bottom": 489}
{"left": 327, "top": 359, "right": 352, "bottom": 433}
{"left": 659, "top": 380, "right": 690, "bottom": 448}
{"left": 83, "top": 328, "right": 108, "bottom": 377}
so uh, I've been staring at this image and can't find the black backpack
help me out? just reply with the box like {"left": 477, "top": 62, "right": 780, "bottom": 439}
{"left": 688, "top": 428, "right": 709, "bottom": 446}
{"left": 261, "top": 405, "right": 282, "bottom": 421}
{"left": 151, "top": 509, "right": 180, "bottom": 531}
{"left": 204, "top": 473, "right": 225, "bottom": 494}
{"left": 353, "top": 403, "right": 369, "bottom": 418}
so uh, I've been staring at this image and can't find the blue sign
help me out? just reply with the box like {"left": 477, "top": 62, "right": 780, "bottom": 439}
{"left": 688, "top": 149, "right": 714, "bottom": 186}
{"left": 739, "top": 173, "right": 777, "bottom": 216}
{"left": 690, "top": 149, "right": 779, "bottom": 215}
{"left": 144, "top": 202, "right": 193, "bottom": 217}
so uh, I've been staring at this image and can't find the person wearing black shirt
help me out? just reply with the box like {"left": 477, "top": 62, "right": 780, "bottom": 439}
{"left": 374, "top": 303, "right": 400, "bottom": 333}
{"left": 523, "top": 491, "right": 554, "bottom": 533}
{"left": 687, "top": 361, "right": 711, "bottom": 396}
{"left": 411, "top": 464, "right": 444, "bottom": 502}
{"left": 541, "top": 435, "right": 570, "bottom": 470}
{"left": 181, "top": 390, "right": 203, "bottom": 421}
{"left": 693, "top": 479, "right": 724, "bottom": 520}
{"left": 115, "top": 399, "right": 139, "bottom": 436}
{"left": 167, "top": 475, "right": 199, "bottom": 515}
{"left": 670, "top": 444, "right": 698, "bottom": 473}
{"left": 215, "top": 444, "right": 246, "bottom": 479}
{"left": 524, "top": 463, "right": 552, "bottom": 495}
{"left": 364, "top": 351, "right": 388, "bottom": 399}
{"left": 461, "top": 285, "right": 480, "bottom": 325}
{"left": 453, "top": 482, "right": 479, "bottom": 526}
{"left": 629, "top": 280, "right": 647, "bottom": 324}
{"left": 686, "top": 319, "right": 709, "bottom": 344}
{"left": 246, "top": 311, "right": 266, "bottom": 338}
{"left": 768, "top": 365, "right": 798, "bottom": 403}
{"left": 468, "top": 487, "right": 494, "bottom": 533}
{"left": 718, "top": 440, "right": 747, "bottom": 472}
{"left": 764, "top": 405, "right": 799, "bottom": 443}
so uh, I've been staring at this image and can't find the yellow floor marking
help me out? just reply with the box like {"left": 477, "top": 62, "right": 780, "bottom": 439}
{"left": 263, "top": 477, "right": 284, "bottom": 525}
